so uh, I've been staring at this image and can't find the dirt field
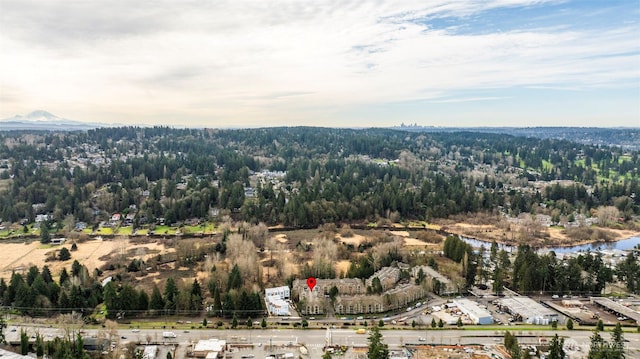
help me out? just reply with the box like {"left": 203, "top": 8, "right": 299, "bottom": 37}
{"left": 0, "top": 237, "right": 174, "bottom": 281}
{"left": 335, "top": 233, "right": 368, "bottom": 245}
{"left": 273, "top": 233, "right": 288, "bottom": 244}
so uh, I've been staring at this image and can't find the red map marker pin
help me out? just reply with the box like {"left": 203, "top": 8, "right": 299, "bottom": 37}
{"left": 307, "top": 277, "right": 317, "bottom": 291}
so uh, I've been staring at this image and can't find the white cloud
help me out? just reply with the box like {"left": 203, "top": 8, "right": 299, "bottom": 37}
{"left": 0, "top": 0, "right": 638, "bottom": 126}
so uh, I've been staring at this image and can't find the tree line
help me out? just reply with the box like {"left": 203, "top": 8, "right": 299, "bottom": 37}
{"left": 0, "top": 261, "right": 264, "bottom": 319}
{"left": 0, "top": 127, "right": 637, "bottom": 228}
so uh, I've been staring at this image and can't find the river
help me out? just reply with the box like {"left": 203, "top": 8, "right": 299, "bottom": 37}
{"left": 462, "top": 235, "right": 640, "bottom": 254}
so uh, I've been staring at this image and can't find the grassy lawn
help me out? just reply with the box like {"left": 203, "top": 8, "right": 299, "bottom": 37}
{"left": 153, "top": 225, "right": 177, "bottom": 235}
{"left": 204, "top": 222, "right": 217, "bottom": 233}
{"left": 95, "top": 227, "right": 114, "bottom": 235}
{"left": 541, "top": 159, "right": 553, "bottom": 172}
{"left": 116, "top": 226, "right": 133, "bottom": 235}
{"left": 135, "top": 228, "right": 149, "bottom": 235}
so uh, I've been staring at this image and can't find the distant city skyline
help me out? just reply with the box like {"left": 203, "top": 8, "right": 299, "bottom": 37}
{"left": 1, "top": 0, "right": 639, "bottom": 128}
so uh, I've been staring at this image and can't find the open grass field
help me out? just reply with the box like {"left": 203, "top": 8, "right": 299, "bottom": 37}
{"left": 0, "top": 237, "right": 175, "bottom": 281}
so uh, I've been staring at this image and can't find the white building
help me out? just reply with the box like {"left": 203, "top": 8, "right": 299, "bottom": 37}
{"left": 265, "top": 286, "right": 290, "bottom": 299}
{"left": 265, "top": 286, "right": 291, "bottom": 316}
{"left": 267, "top": 297, "right": 290, "bottom": 316}
{"left": 453, "top": 299, "right": 493, "bottom": 325}
{"left": 497, "top": 297, "right": 558, "bottom": 324}
{"left": 193, "top": 339, "right": 226, "bottom": 358}
{"left": 142, "top": 346, "right": 157, "bottom": 359}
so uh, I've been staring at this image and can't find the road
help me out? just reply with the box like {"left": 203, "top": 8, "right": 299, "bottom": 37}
{"left": 6, "top": 325, "right": 640, "bottom": 353}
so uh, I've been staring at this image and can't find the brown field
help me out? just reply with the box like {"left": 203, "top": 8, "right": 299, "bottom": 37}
{"left": 0, "top": 237, "right": 174, "bottom": 281}
{"left": 335, "top": 233, "right": 368, "bottom": 245}
{"left": 445, "top": 221, "right": 640, "bottom": 247}
{"left": 274, "top": 233, "right": 288, "bottom": 243}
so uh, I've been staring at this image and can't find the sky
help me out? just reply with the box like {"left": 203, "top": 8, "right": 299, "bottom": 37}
{"left": 0, "top": 0, "right": 639, "bottom": 128}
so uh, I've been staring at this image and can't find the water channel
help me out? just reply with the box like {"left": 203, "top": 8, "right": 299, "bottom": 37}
{"left": 461, "top": 235, "right": 640, "bottom": 254}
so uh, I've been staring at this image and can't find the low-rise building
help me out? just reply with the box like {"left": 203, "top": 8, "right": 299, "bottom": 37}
{"left": 265, "top": 286, "right": 290, "bottom": 299}
{"left": 142, "top": 346, "right": 158, "bottom": 359}
{"left": 497, "top": 296, "right": 558, "bottom": 324}
{"left": 411, "top": 265, "right": 456, "bottom": 294}
{"left": 453, "top": 299, "right": 493, "bottom": 325}
{"left": 366, "top": 267, "right": 400, "bottom": 291}
{"left": 265, "top": 286, "right": 291, "bottom": 316}
{"left": 193, "top": 339, "right": 226, "bottom": 358}
{"left": 590, "top": 297, "right": 640, "bottom": 324}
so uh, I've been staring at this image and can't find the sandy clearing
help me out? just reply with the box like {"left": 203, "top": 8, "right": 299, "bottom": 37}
{"left": 0, "top": 238, "right": 173, "bottom": 281}
{"left": 273, "top": 234, "right": 288, "bottom": 244}
{"left": 0, "top": 239, "right": 122, "bottom": 280}
{"left": 403, "top": 237, "right": 433, "bottom": 246}
{"left": 390, "top": 231, "right": 410, "bottom": 237}
{"left": 335, "top": 233, "right": 368, "bottom": 245}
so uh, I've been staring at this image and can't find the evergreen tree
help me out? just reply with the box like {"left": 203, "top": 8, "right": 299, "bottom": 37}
{"left": 610, "top": 322, "right": 625, "bottom": 359}
{"left": 228, "top": 264, "right": 243, "bottom": 290}
{"left": 213, "top": 286, "right": 222, "bottom": 316}
{"left": 222, "top": 292, "right": 234, "bottom": 318}
{"left": 548, "top": 334, "right": 565, "bottom": 359}
{"left": 59, "top": 268, "right": 69, "bottom": 286}
{"left": 20, "top": 329, "right": 29, "bottom": 355}
{"left": 150, "top": 285, "right": 165, "bottom": 312}
{"left": 566, "top": 318, "right": 574, "bottom": 330}
{"left": 190, "top": 279, "right": 202, "bottom": 311}
{"left": 58, "top": 247, "right": 71, "bottom": 261}
{"left": 40, "top": 223, "right": 51, "bottom": 244}
{"left": 367, "top": 326, "right": 389, "bottom": 359}
{"left": 0, "top": 315, "right": 6, "bottom": 344}
{"left": 41, "top": 266, "right": 53, "bottom": 284}
{"left": 588, "top": 329, "right": 607, "bottom": 359}
{"left": 261, "top": 318, "right": 267, "bottom": 329}
{"left": 163, "top": 277, "right": 178, "bottom": 313}
{"left": 36, "top": 334, "right": 44, "bottom": 358}
{"left": 71, "top": 260, "right": 82, "bottom": 277}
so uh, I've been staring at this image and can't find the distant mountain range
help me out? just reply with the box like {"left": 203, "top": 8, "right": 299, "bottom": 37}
{"left": 0, "top": 110, "right": 107, "bottom": 131}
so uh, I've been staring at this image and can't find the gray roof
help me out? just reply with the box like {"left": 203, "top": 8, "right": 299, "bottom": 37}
{"left": 590, "top": 297, "right": 640, "bottom": 324}
{"left": 498, "top": 296, "right": 557, "bottom": 320}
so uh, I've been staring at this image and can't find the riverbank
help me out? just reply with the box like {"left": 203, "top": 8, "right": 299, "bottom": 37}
{"left": 442, "top": 221, "right": 640, "bottom": 249}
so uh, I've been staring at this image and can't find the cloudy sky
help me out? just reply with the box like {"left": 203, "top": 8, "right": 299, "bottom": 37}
{"left": 1, "top": 0, "right": 639, "bottom": 127}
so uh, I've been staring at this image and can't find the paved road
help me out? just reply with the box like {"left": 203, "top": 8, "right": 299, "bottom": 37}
{"left": 6, "top": 325, "right": 639, "bottom": 352}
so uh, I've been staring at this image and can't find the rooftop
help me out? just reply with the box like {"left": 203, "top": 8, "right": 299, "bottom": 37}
{"left": 590, "top": 297, "right": 640, "bottom": 324}
{"left": 194, "top": 339, "right": 226, "bottom": 353}
{"left": 498, "top": 296, "right": 557, "bottom": 320}
{"left": 454, "top": 299, "right": 492, "bottom": 319}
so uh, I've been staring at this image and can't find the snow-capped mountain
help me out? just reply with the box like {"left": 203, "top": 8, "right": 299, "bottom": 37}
{"left": 0, "top": 110, "right": 106, "bottom": 131}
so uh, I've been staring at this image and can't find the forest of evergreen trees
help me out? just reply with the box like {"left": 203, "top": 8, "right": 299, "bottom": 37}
{"left": 0, "top": 127, "right": 637, "bottom": 228}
